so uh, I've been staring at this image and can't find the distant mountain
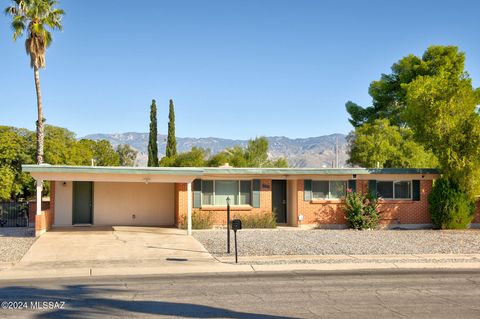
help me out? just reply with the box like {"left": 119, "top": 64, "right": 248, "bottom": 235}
{"left": 83, "top": 132, "right": 349, "bottom": 168}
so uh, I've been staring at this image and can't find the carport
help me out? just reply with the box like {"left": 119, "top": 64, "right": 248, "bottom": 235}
{"left": 23, "top": 165, "right": 204, "bottom": 236}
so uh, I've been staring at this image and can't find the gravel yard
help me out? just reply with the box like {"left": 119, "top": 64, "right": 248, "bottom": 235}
{"left": 0, "top": 228, "right": 36, "bottom": 263}
{"left": 193, "top": 229, "right": 480, "bottom": 257}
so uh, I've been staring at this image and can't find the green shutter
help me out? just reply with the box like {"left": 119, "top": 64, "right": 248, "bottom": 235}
{"left": 412, "top": 180, "right": 421, "bottom": 201}
{"left": 193, "top": 179, "right": 202, "bottom": 208}
{"left": 368, "top": 180, "right": 377, "bottom": 197}
{"left": 348, "top": 179, "right": 356, "bottom": 192}
{"left": 304, "top": 180, "right": 312, "bottom": 201}
{"left": 252, "top": 180, "right": 261, "bottom": 208}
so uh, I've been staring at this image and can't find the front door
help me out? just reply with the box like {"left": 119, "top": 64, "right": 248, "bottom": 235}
{"left": 73, "top": 181, "right": 93, "bottom": 224}
{"left": 272, "top": 180, "right": 287, "bottom": 223}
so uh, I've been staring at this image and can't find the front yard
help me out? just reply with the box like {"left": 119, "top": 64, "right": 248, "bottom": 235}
{"left": 193, "top": 229, "right": 480, "bottom": 257}
{"left": 0, "top": 228, "right": 36, "bottom": 263}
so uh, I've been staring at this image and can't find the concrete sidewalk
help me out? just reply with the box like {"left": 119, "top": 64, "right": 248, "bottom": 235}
{"left": 1, "top": 253, "right": 480, "bottom": 281}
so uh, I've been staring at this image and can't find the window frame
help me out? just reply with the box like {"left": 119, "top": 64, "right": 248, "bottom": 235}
{"left": 376, "top": 180, "right": 413, "bottom": 200}
{"left": 311, "top": 180, "right": 347, "bottom": 200}
{"left": 200, "top": 180, "right": 253, "bottom": 206}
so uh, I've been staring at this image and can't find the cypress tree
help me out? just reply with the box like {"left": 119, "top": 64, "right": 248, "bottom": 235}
{"left": 166, "top": 99, "right": 177, "bottom": 158}
{"left": 148, "top": 99, "right": 159, "bottom": 167}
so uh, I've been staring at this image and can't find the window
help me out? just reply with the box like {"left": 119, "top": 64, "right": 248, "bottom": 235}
{"left": 312, "top": 180, "right": 346, "bottom": 199}
{"left": 201, "top": 180, "right": 252, "bottom": 206}
{"left": 377, "top": 181, "right": 411, "bottom": 199}
{"left": 201, "top": 180, "right": 213, "bottom": 205}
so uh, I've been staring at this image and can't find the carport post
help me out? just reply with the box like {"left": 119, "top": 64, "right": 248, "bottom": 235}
{"left": 36, "top": 179, "right": 43, "bottom": 215}
{"left": 187, "top": 181, "right": 192, "bottom": 235}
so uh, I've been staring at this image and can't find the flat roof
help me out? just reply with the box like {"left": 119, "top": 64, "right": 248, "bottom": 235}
{"left": 22, "top": 165, "right": 439, "bottom": 176}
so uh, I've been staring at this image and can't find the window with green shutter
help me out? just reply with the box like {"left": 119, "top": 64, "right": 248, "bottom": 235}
{"left": 304, "top": 180, "right": 312, "bottom": 201}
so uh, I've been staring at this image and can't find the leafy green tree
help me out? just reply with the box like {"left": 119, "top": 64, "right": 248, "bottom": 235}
{"left": 5, "top": 0, "right": 64, "bottom": 164}
{"left": 347, "top": 119, "right": 437, "bottom": 168}
{"left": 206, "top": 137, "right": 288, "bottom": 168}
{"left": 116, "top": 144, "right": 138, "bottom": 166}
{"left": 428, "top": 178, "right": 476, "bottom": 229}
{"left": 166, "top": 99, "right": 177, "bottom": 158}
{"left": 148, "top": 99, "right": 159, "bottom": 167}
{"left": 346, "top": 46, "right": 466, "bottom": 127}
{"left": 206, "top": 152, "right": 231, "bottom": 167}
{"left": 0, "top": 167, "right": 15, "bottom": 201}
{"left": 162, "top": 146, "right": 207, "bottom": 167}
{"left": 44, "top": 125, "right": 82, "bottom": 165}
{"left": 78, "top": 139, "right": 119, "bottom": 166}
{"left": 405, "top": 70, "right": 480, "bottom": 197}
{"left": 0, "top": 126, "right": 35, "bottom": 200}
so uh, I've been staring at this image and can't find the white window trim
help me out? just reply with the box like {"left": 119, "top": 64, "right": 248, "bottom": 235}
{"left": 312, "top": 180, "right": 347, "bottom": 200}
{"left": 377, "top": 180, "right": 413, "bottom": 200}
{"left": 201, "top": 180, "right": 252, "bottom": 206}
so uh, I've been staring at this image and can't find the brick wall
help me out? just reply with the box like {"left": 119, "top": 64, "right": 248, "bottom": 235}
{"left": 33, "top": 181, "right": 55, "bottom": 236}
{"left": 297, "top": 179, "right": 433, "bottom": 227}
{"left": 175, "top": 179, "right": 273, "bottom": 227}
{"left": 174, "top": 183, "right": 188, "bottom": 227}
{"left": 296, "top": 180, "right": 345, "bottom": 225}
{"left": 28, "top": 201, "right": 50, "bottom": 223}
{"left": 474, "top": 200, "right": 480, "bottom": 224}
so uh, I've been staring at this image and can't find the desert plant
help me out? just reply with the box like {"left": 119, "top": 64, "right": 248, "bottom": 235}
{"left": 181, "top": 210, "right": 214, "bottom": 229}
{"left": 343, "top": 190, "right": 380, "bottom": 229}
{"left": 428, "top": 177, "right": 476, "bottom": 229}
{"left": 239, "top": 211, "right": 277, "bottom": 228}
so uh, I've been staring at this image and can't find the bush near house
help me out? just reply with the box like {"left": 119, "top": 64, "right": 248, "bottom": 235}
{"left": 428, "top": 178, "right": 476, "bottom": 229}
{"left": 182, "top": 211, "right": 214, "bottom": 229}
{"left": 343, "top": 190, "right": 380, "bottom": 230}
{"left": 238, "top": 211, "right": 277, "bottom": 229}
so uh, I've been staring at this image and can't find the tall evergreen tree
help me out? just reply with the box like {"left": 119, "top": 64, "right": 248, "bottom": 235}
{"left": 147, "top": 99, "right": 159, "bottom": 167}
{"left": 166, "top": 99, "right": 177, "bottom": 158}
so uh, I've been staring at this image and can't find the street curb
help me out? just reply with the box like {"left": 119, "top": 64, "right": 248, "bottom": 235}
{"left": 1, "top": 260, "right": 479, "bottom": 281}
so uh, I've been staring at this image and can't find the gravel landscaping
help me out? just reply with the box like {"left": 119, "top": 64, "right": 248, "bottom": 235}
{"left": 193, "top": 229, "right": 480, "bottom": 257}
{"left": 0, "top": 228, "right": 36, "bottom": 263}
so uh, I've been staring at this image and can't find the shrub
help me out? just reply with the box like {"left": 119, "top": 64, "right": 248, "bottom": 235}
{"left": 343, "top": 190, "right": 380, "bottom": 230}
{"left": 428, "top": 178, "right": 476, "bottom": 229}
{"left": 181, "top": 210, "right": 214, "bottom": 229}
{"left": 239, "top": 211, "right": 277, "bottom": 229}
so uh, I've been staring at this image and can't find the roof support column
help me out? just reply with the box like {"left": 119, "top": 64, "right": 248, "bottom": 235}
{"left": 36, "top": 179, "right": 43, "bottom": 215}
{"left": 187, "top": 181, "right": 192, "bottom": 235}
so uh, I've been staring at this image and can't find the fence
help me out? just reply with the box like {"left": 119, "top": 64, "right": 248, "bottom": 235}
{"left": 0, "top": 202, "right": 30, "bottom": 227}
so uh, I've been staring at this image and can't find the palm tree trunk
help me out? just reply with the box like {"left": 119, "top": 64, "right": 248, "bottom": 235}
{"left": 34, "top": 67, "right": 44, "bottom": 164}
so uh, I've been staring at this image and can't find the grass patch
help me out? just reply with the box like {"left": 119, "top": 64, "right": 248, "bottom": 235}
{"left": 239, "top": 211, "right": 277, "bottom": 229}
{"left": 181, "top": 210, "right": 214, "bottom": 229}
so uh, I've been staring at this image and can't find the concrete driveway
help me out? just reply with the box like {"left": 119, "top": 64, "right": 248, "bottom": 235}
{"left": 9, "top": 227, "right": 226, "bottom": 278}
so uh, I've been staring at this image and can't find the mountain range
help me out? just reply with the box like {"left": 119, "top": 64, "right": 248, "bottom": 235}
{"left": 83, "top": 132, "right": 349, "bottom": 168}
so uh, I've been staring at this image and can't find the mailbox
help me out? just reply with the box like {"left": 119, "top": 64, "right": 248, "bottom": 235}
{"left": 232, "top": 219, "right": 242, "bottom": 231}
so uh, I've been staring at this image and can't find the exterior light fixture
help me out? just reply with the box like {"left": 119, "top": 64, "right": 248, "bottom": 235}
{"left": 143, "top": 177, "right": 151, "bottom": 184}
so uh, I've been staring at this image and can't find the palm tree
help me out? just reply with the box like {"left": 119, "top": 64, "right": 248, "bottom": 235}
{"left": 5, "top": 0, "right": 64, "bottom": 164}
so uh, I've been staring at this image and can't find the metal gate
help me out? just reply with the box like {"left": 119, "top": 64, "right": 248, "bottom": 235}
{"left": 0, "top": 202, "right": 29, "bottom": 227}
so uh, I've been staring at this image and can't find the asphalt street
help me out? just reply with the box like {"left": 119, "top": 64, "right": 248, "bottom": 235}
{"left": 0, "top": 269, "right": 479, "bottom": 318}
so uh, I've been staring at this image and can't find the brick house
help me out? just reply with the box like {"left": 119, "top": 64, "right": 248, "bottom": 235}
{"left": 22, "top": 165, "right": 480, "bottom": 236}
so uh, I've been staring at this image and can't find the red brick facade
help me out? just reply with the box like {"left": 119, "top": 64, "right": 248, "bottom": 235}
{"left": 176, "top": 177, "right": 477, "bottom": 228}
{"left": 175, "top": 180, "right": 273, "bottom": 227}
{"left": 297, "top": 179, "right": 433, "bottom": 227}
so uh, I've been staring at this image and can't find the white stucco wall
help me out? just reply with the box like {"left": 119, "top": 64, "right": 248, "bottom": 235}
{"left": 93, "top": 182, "right": 174, "bottom": 226}
{"left": 54, "top": 181, "right": 73, "bottom": 226}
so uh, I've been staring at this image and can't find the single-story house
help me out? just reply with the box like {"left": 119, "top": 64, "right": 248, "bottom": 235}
{"left": 22, "top": 165, "right": 480, "bottom": 236}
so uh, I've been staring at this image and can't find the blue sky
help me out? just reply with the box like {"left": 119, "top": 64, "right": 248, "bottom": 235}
{"left": 1, "top": 0, "right": 479, "bottom": 139}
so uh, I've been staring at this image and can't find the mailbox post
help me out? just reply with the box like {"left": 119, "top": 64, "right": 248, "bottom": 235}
{"left": 232, "top": 219, "right": 242, "bottom": 263}
{"left": 226, "top": 197, "right": 231, "bottom": 253}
